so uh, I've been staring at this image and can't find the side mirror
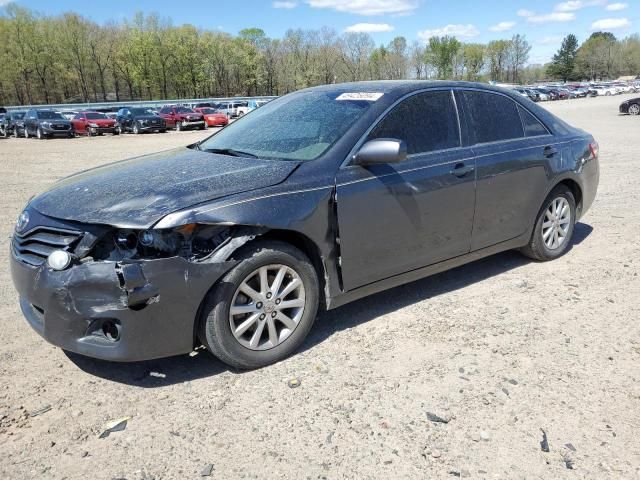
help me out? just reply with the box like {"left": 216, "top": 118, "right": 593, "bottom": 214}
{"left": 354, "top": 139, "right": 407, "bottom": 165}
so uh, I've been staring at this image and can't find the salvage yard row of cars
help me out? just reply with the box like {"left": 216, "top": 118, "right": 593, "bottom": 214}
{"left": 509, "top": 81, "right": 640, "bottom": 102}
{"left": 0, "top": 100, "right": 270, "bottom": 139}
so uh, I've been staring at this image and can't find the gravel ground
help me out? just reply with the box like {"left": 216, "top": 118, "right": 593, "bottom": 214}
{"left": 1, "top": 95, "right": 639, "bottom": 480}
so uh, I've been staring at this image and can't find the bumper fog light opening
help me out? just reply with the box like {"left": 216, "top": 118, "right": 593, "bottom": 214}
{"left": 102, "top": 321, "right": 121, "bottom": 342}
{"left": 47, "top": 250, "right": 72, "bottom": 271}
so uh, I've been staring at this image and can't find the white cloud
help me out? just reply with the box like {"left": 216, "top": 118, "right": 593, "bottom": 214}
{"left": 0, "top": 0, "right": 13, "bottom": 5}
{"left": 555, "top": 0, "right": 606, "bottom": 11}
{"left": 345, "top": 23, "right": 395, "bottom": 33}
{"left": 273, "top": 1, "right": 298, "bottom": 8}
{"left": 306, "top": 0, "right": 417, "bottom": 16}
{"left": 489, "top": 21, "right": 516, "bottom": 32}
{"left": 591, "top": 17, "right": 631, "bottom": 29}
{"left": 606, "top": 2, "right": 628, "bottom": 11}
{"left": 418, "top": 24, "right": 480, "bottom": 41}
{"left": 519, "top": 10, "right": 576, "bottom": 23}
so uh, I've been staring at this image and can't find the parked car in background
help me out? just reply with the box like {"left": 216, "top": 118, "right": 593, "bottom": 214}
{"left": 104, "top": 112, "right": 118, "bottom": 120}
{"left": 589, "top": 85, "right": 618, "bottom": 96}
{"left": 10, "top": 81, "right": 599, "bottom": 369}
{"left": 1, "top": 110, "right": 26, "bottom": 138}
{"left": 23, "top": 109, "right": 74, "bottom": 139}
{"left": 194, "top": 102, "right": 212, "bottom": 109}
{"left": 215, "top": 101, "right": 249, "bottom": 118}
{"left": 194, "top": 107, "right": 229, "bottom": 127}
{"left": 159, "top": 105, "right": 206, "bottom": 131}
{"left": 116, "top": 107, "right": 166, "bottom": 134}
{"left": 619, "top": 97, "right": 640, "bottom": 115}
{"left": 60, "top": 110, "right": 79, "bottom": 121}
{"left": 247, "top": 99, "right": 270, "bottom": 112}
{"left": 71, "top": 111, "right": 119, "bottom": 136}
{"left": 535, "top": 87, "right": 556, "bottom": 101}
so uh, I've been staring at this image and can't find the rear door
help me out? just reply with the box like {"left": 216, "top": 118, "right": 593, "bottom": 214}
{"left": 458, "top": 89, "right": 555, "bottom": 251}
{"left": 336, "top": 90, "right": 477, "bottom": 290}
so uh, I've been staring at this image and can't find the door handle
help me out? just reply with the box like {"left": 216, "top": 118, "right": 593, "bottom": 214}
{"left": 544, "top": 146, "right": 558, "bottom": 158}
{"left": 450, "top": 163, "right": 475, "bottom": 177}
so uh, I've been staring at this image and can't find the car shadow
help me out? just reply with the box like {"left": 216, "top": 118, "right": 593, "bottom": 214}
{"left": 66, "top": 222, "right": 593, "bottom": 387}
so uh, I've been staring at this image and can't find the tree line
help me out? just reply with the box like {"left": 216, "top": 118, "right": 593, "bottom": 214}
{"left": 547, "top": 32, "right": 640, "bottom": 82}
{"left": 0, "top": 4, "right": 638, "bottom": 106}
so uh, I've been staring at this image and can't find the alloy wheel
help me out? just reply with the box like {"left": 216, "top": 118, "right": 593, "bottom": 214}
{"left": 629, "top": 104, "right": 640, "bottom": 115}
{"left": 542, "top": 197, "right": 571, "bottom": 250}
{"left": 229, "top": 264, "right": 306, "bottom": 351}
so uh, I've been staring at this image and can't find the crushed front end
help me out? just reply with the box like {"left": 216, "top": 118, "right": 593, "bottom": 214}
{"left": 10, "top": 207, "right": 237, "bottom": 362}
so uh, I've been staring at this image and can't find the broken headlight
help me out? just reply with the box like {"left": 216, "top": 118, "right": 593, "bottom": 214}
{"left": 91, "top": 224, "right": 231, "bottom": 261}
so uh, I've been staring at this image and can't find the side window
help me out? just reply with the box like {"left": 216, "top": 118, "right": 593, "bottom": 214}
{"left": 73, "top": 114, "right": 83, "bottom": 120}
{"left": 518, "top": 106, "right": 549, "bottom": 137}
{"left": 159, "top": 107, "right": 168, "bottom": 114}
{"left": 368, "top": 91, "right": 460, "bottom": 155}
{"left": 462, "top": 91, "right": 524, "bottom": 144}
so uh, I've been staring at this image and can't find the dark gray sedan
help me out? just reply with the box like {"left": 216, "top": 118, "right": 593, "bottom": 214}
{"left": 10, "top": 81, "right": 599, "bottom": 369}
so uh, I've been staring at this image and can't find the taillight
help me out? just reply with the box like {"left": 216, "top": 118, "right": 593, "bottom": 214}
{"left": 589, "top": 141, "right": 599, "bottom": 159}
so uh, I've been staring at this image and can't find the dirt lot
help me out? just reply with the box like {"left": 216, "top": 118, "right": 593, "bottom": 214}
{"left": 1, "top": 96, "right": 639, "bottom": 480}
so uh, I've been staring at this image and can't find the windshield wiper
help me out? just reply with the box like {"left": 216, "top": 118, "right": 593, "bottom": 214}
{"left": 202, "top": 148, "right": 258, "bottom": 158}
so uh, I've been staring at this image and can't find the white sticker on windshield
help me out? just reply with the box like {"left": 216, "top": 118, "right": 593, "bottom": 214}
{"left": 335, "top": 92, "right": 384, "bottom": 101}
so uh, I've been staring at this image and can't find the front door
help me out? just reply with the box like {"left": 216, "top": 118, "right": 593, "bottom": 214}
{"left": 336, "top": 90, "right": 477, "bottom": 291}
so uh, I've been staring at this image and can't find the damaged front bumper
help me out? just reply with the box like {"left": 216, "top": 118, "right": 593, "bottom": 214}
{"left": 10, "top": 250, "right": 236, "bottom": 362}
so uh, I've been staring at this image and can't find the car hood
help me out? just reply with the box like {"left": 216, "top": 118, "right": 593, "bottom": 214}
{"left": 30, "top": 147, "right": 300, "bottom": 229}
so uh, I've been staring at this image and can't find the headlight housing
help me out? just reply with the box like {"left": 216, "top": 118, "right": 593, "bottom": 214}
{"left": 90, "top": 224, "right": 231, "bottom": 262}
{"left": 88, "top": 123, "right": 99, "bottom": 128}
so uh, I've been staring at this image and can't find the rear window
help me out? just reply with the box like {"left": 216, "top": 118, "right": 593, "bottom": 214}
{"left": 518, "top": 106, "right": 549, "bottom": 137}
{"left": 368, "top": 91, "right": 460, "bottom": 155}
{"left": 85, "top": 112, "right": 107, "bottom": 120}
{"left": 462, "top": 91, "right": 524, "bottom": 144}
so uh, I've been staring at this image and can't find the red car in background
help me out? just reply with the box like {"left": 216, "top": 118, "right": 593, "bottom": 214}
{"left": 71, "top": 111, "right": 118, "bottom": 136}
{"left": 194, "top": 107, "right": 229, "bottom": 127}
{"left": 158, "top": 105, "right": 206, "bottom": 131}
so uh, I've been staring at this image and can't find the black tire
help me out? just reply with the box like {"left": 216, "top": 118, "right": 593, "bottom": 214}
{"left": 520, "top": 185, "right": 576, "bottom": 261}
{"left": 628, "top": 103, "right": 640, "bottom": 116}
{"left": 176, "top": 121, "right": 183, "bottom": 131}
{"left": 133, "top": 122, "right": 141, "bottom": 134}
{"left": 36, "top": 127, "right": 43, "bottom": 140}
{"left": 113, "top": 130, "right": 119, "bottom": 136}
{"left": 116, "top": 125, "right": 123, "bottom": 135}
{"left": 198, "top": 240, "right": 319, "bottom": 369}
{"left": 14, "top": 128, "right": 19, "bottom": 138}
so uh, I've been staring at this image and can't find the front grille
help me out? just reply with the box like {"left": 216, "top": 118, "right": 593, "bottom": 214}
{"left": 51, "top": 124, "right": 70, "bottom": 130}
{"left": 12, "top": 226, "right": 83, "bottom": 267}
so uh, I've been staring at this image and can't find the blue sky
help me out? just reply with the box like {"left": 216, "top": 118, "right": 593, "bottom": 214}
{"left": 1, "top": 0, "right": 638, "bottom": 63}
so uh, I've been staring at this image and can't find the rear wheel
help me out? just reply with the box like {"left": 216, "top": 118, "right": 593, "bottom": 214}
{"left": 36, "top": 127, "right": 43, "bottom": 140}
{"left": 521, "top": 185, "right": 576, "bottom": 261}
{"left": 199, "top": 240, "right": 319, "bottom": 369}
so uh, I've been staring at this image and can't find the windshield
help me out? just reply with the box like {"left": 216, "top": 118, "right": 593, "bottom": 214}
{"left": 85, "top": 112, "right": 107, "bottom": 119}
{"left": 198, "top": 91, "right": 374, "bottom": 161}
{"left": 176, "top": 106, "right": 194, "bottom": 113}
{"left": 130, "top": 108, "right": 153, "bottom": 116}
{"left": 38, "top": 111, "right": 64, "bottom": 120}
{"left": 12, "top": 112, "right": 25, "bottom": 119}
{"left": 200, "top": 108, "right": 217, "bottom": 114}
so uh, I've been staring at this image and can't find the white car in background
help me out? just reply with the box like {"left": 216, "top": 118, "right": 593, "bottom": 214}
{"left": 590, "top": 85, "right": 618, "bottom": 96}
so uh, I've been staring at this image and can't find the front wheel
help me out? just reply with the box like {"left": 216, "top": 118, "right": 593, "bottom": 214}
{"left": 133, "top": 122, "right": 141, "bottom": 134}
{"left": 199, "top": 240, "right": 319, "bottom": 369}
{"left": 628, "top": 103, "right": 640, "bottom": 115}
{"left": 521, "top": 185, "right": 576, "bottom": 261}
{"left": 176, "top": 121, "right": 183, "bottom": 131}
{"left": 36, "top": 127, "right": 43, "bottom": 140}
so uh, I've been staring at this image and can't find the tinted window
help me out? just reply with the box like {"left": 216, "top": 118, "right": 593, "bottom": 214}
{"left": 368, "top": 91, "right": 459, "bottom": 155}
{"left": 37, "top": 111, "right": 64, "bottom": 120}
{"left": 462, "top": 91, "right": 523, "bottom": 144}
{"left": 130, "top": 108, "right": 150, "bottom": 116}
{"left": 176, "top": 107, "right": 194, "bottom": 113}
{"left": 518, "top": 106, "right": 548, "bottom": 137}
{"left": 160, "top": 107, "right": 170, "bottom": 114}
{"left": 85, "top": 112, "right": 106, "bottom": 120}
